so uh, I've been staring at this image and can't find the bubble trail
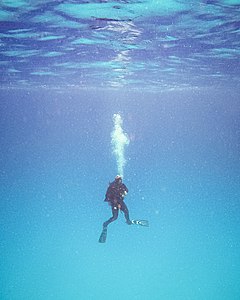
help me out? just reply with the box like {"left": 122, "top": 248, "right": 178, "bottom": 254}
{"left": 111, "top": 114, "right": 130, "bottom": 178}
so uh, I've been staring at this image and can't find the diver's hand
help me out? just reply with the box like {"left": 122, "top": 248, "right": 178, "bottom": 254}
{"left": 120, "top": 192, "right": 127, "bottom": 198}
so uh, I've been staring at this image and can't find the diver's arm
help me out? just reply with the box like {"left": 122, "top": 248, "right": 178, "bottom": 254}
{"left": 122, "top": 184, "right": 128, "bottom": 195}
{"left": 104, "top": 186, "right": 112, "bottom": 201}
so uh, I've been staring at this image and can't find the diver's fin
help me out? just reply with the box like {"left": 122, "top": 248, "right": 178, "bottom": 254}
{"left": 98, "top": 227, "right": 107, "bottom": 243}
{"left": 131, "top": 220, "right": 149, "bottom": 227}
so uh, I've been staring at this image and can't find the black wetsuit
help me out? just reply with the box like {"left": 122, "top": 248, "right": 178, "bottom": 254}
{"left": 103, "top": 180, "right": 131, "bottom": 227}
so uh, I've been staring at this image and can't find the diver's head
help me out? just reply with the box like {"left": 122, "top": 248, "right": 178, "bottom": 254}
{"left": 115, "top": 175, "right": 122, "bottom": 183}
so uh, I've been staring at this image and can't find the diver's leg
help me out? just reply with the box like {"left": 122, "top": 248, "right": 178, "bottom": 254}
{"left": 120, "top": 202, "right": 132, "bottom": 225}
{"left": 103, "top": 205, "right": 119, "bottom": 228}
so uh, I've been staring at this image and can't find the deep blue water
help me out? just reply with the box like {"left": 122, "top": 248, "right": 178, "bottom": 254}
{"left": 1, "top": 1, "right": 240, "bottom": 299}
{"left": 0, "top": 88, "right": 240, "bottom": 299}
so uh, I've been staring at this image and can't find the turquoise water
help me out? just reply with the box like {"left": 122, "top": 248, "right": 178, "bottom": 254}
{"left": 1, "top": 88, "right": 240, "bottom": 299}
{"left": 1, "top": 1, "right": 240, "bottom": 300}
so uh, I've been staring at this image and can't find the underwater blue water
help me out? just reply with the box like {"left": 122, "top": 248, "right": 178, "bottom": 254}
{"left": 0, "top": 88, "right": 240, "bottom": 300}
{"left": 1, "top": 1, "right": 240, "bottom": 300}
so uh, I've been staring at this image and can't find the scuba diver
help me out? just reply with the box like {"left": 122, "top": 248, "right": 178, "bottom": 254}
{"left": 99, "top": 175, "right": 149, "bottom": 243}
{"left": 103, "top": 175, "right": 132, "bottom": 227}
